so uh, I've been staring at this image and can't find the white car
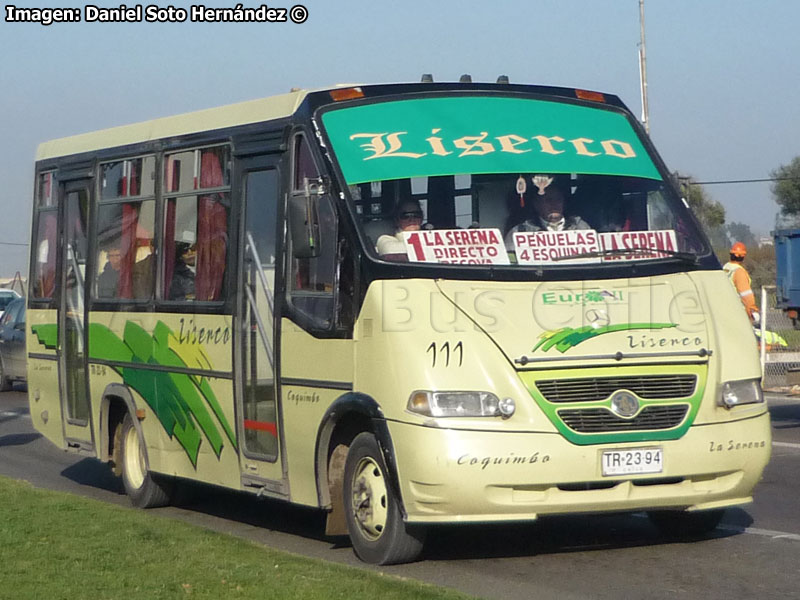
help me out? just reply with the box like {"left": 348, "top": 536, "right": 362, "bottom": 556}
{"left": 0, "top": 290, "right": 20, "bottom": 320}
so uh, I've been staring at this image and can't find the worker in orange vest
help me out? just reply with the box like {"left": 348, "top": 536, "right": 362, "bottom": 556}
{"left": 723, "top": 242, "right": 760, "bottom": 324}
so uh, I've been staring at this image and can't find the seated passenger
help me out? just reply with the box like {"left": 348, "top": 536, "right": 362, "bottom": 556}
{"left": 504, "top": 176, "right": 590, "bottom": 249}
{"left": 376, "top": 200, "right": 423, "bottom": 260}
{"left": 132, "top": 239, "right": 156, "bottom": 299}
{"left": 97, "top": 244, "right": 122, "bottom": 298}
{"left": 169, "top": 241, "right": 196, "bottom": 300}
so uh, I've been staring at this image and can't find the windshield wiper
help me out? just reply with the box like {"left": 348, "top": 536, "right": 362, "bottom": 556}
{"left": 552, "top": 246, "right": 698, "bottom": 264}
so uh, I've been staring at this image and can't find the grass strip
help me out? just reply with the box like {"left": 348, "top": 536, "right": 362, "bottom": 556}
{"left": 0, "top": 477, "right": 471, "bottom": 600}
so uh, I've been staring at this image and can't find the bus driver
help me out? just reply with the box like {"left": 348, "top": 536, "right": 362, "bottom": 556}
{"left": 505, "top": 175, "right": 591, "bottom": 249}
{"left": 376, "top": 199, "right": 424, "bottom": 260}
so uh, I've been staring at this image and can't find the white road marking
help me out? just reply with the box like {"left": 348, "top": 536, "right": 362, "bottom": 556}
{"left": 772, "top": 441, "right": 800, "bottom": 450}
{"left": 0, "top": 410, "right": 29, "bottom": 419}
{"left": 719, "top": 525, "right": 800, "bottom": 542}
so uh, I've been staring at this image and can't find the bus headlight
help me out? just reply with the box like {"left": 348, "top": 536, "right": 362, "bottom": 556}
{"left": 719, "top": 379, "right": 764, "bottom": 409}
{"left": 407, "top": 391, "right": 513, "bottom": 418}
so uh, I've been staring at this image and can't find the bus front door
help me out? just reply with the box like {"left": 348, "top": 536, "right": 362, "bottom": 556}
{"left": 59, "top": 180, "right": 93, "bottom": 453}
{"left": 236, "top": 155, "right": 286, "bottom": 494}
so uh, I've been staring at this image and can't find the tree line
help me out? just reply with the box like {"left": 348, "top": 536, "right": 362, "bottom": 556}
{"left": 677, "top": 157, "right": 800, "bottom": 292}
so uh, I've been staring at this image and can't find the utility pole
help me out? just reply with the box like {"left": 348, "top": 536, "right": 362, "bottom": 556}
{"left": 638, "top": 0, "right": 650, "bottom": 134}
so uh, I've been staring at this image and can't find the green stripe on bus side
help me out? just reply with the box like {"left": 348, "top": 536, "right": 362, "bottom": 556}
{"left": 31, "top": 321, "right": 238, "bottom": 467}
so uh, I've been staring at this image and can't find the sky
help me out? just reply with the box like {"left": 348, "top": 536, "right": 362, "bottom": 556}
{"left": 1, "top": 0, "right": 798, "bottom": 277}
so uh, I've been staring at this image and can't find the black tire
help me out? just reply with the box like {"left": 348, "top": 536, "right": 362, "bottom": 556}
{"left": 0, "top": 359, "right": 12, "bottom": 392}
{"left": 343, "top": 432, "right": 425, "bottom": 565}
{"left": 647, "top": 508, "right": 725, "bottom": 538}
{"left": 119, "top": 413, "right": 173, "bottom": 508}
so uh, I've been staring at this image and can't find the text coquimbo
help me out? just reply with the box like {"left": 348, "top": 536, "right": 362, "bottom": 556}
{"left": 4, "top": 4, "right": 309, "bottom": 25}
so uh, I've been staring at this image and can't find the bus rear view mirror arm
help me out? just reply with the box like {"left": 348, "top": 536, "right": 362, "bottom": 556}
{"left": 288, "top": 177, "right": 326, "bottom": 259}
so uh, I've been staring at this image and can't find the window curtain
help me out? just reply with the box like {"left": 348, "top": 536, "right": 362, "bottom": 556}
{"left": 118, "top": 204, "right": 138, "bottom": 299}
{"left": 197, "top": 149, "right": 227, "bottom": 301}
{"left": 37, "top": 212, "right": 57, "bottom": 298}
{"left": 163, "top": 200, "right": 176, "bottom": 297}
{"left": 129, "top": 160, "right": 140, "bottom": 196}
{"left": 113, "top": 164, "right": 138, "bottom": 299}
{"left": 162, "top": 158, "right": 179, "bottom": 297}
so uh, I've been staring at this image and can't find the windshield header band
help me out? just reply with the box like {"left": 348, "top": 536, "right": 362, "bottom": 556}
{"left": 321, "top": 97, "right": 662, "bottom": 184}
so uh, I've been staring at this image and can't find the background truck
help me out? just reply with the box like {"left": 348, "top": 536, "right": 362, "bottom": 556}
{"left": 774, "top": 228, "right": 800, "bottom": 328}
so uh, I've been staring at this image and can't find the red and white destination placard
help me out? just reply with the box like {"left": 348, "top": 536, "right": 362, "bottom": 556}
{"left": 403, "top": 229, "right": 510, "bottom": 265}
{"left": 598, "top": 230, "right": 678, "bottom": 260}
{"left": 512, "top": 229, "right": 601, "bottom": 264}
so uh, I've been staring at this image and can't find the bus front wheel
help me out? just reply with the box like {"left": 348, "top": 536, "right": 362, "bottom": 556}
{"left": 120, "top": 413, "right": 172, "bottom": 508}
{"left": 343, "top": 432, "right": 425, "bottom": 565}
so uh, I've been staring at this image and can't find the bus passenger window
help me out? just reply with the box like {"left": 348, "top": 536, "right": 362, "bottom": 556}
{"left": 32, "top": 172, "right": 58, "bottom": 299}
{"left": 95, "top": 157, "right": 157, "bottom": 301}
{"left": 162, "top": 146, "right": 231, "bottom": 302}
{"left": 30, "top": 178, "right": 60, "bottom": 299}
{"left": 32, "top": 214, "right": 57, "bottom": 299}
{"left": 95, "top": 201, "right": 156, "bottom": 300}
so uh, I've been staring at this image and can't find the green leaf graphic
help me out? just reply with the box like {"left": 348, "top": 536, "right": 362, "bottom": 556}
{"left": 533, "top": 322, "right": 677, "bottom": 353}
{"left": 87, "top": 322, "right": 237, "bottom": 467}
{"left": 29, "top": 321, "right": 238, "bottom": 467}
{"left": 31, "top": 324, "right": 59, "bottom": 350}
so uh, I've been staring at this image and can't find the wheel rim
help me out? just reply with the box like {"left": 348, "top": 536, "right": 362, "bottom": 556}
{"left": 350, "top": 456, "right": 388, "bottom": 541}
{"left": 124, "top": 425, "right": 146, "bottom": 490}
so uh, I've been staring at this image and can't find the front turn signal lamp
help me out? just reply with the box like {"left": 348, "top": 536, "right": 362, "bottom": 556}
{"left": 329, "top": 87, "right": 364, "bottom": 101}
{"left": 407, "top": 391, "right": 515, "bottom": 419}
{"left": 575, "top": 89, "right": 605, "bottom": 102}
{"left": 719, "top": 379, "right": 764, "bottom": 409}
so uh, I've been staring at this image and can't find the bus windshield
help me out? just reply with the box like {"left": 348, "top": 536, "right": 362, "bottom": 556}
{"left": 321, "top": 95, "right": 708, "bottom": 267}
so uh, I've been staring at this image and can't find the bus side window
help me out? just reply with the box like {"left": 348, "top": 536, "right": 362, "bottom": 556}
{"left": 95, "top": 156, "right": 157, "bottom": 301}
{"left": 286, "top": 133, "right": 336, "bottom": 329}
{"left": 162, "top": 146, "right": 231, "bottom": 302}
{"left": 32, "top": 172, "right": 58, "bottom": 300}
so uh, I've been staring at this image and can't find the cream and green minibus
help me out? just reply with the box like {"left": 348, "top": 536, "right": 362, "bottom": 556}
{"left": 27, "top": 80, "right": 771, "bottom": 564}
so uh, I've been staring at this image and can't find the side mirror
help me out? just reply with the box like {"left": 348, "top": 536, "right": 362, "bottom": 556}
{"left": 288, "top": 177, "right": 325, "bottom": 259}
{"left": 14, "top": 321, "right": 25, "bottom": 331}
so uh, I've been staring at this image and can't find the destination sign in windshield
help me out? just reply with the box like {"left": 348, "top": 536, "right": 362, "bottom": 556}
{"left": 397, "top": 228, "right": 678, "bottom": 265}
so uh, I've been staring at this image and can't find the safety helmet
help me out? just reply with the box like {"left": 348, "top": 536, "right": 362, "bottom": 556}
{"left": 730, "top": 242, "right": 747, "bottom": 258}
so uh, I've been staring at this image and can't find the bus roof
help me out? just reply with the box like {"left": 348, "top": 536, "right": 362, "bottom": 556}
{"left": 35, "top": 82, "right": 628, "bottom": 163}
{"left": 35, "top": 88, "right": 313, "bottom": 162}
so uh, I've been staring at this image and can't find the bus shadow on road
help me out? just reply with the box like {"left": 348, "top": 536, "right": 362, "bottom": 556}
{"left": 60, "top": 458, "right": 125, "bottom": 495}
{"left": 158, "top": 481, "right": 331, "bottom": 543}
{"left": 419, "top": 510, "right": 751, "bottom": 561}
{"left": 55, "top": 459, "right": 331, "bottom": 541}
{"left": 769, "top": 402, "right": 800, "bottom": 429}
{"left": 52, "top": 459, "right": 754, "bottom": 560}
{"left": 0, "top": 432, "right": 41, "bottom": 447}
{"left": 150, "top": 485, "right": 754, "bottom": 560}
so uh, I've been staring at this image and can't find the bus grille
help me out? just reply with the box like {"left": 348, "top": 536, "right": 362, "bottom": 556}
{"left": 557, "top": 405, "right": 689, "bottom": 433}
{"left": 536, "top": 374, "right": 697, "bottom": 403}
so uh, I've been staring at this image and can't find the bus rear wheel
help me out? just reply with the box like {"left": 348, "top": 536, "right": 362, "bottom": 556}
{"left": 647, "top": 508, "right": 725, "bottom": 538}
{"left": 120, "top": 413, "right": 172, "bottom": 508}
{"left": 343, "top": 432, "right": 425, "bottom": 565}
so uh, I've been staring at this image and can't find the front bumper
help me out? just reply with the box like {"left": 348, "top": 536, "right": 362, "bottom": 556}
{"left": 389, "top": 411, "right": 771, "bottom": 523}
